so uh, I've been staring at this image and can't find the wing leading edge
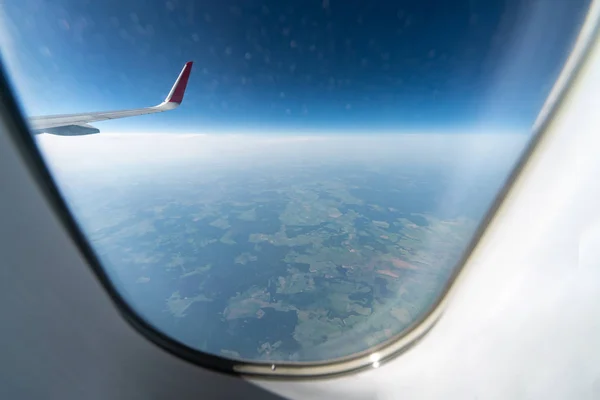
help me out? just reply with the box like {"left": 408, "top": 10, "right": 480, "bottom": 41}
{"left": 29, "top": 61, "right": 193, "bottom": 135}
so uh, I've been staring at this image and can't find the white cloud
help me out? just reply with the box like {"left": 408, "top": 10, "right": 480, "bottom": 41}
{"left": 35, "top": 132, "right": 527, "bottom": 176}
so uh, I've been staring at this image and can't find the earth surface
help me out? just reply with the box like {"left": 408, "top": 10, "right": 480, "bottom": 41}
{"left": 43, "top": 134, "right": 513, "bottom": 363}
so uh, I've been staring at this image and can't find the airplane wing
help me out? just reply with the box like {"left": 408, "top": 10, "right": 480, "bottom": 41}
{"left": 29, "top": 61, "right": 193, "bottom": 135}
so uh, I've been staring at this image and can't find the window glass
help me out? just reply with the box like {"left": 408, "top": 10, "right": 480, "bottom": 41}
{"left": 1, "top": 0, "right": 589, "bottom": 364}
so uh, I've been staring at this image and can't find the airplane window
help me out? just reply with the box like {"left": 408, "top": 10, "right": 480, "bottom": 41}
{"left": 0, "top": 1, "right": 590, "bottom": 372}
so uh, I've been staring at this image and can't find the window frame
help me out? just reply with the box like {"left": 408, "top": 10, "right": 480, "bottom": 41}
{"left": 0, "top": 2, "right": 597, "bottom": 378}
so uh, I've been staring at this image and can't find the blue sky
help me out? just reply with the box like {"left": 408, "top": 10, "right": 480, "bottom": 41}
{"left": 1, "top": 0, "right": 590, "bottom": 133}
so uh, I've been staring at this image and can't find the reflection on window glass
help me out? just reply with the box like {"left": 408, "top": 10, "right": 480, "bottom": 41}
{"left": 2, "top": 1, "right": 588, "bottom": 364}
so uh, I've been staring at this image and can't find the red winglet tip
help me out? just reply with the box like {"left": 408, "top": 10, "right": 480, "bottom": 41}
{"left": 167, "top": 61, "right": 193, "bottom": 104}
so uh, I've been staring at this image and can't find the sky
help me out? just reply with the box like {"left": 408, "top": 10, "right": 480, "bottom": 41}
{"left": 0, "top": 0, "right": 591, "bottom": 133}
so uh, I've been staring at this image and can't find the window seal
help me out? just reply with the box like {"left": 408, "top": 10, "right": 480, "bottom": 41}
{"left": 0, "top": 2, "right": 598, "bottom": 378}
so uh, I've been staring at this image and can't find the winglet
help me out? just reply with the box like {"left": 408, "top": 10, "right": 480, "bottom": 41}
{"left": 164, "top": 61, "right": 193, "bottom": 104}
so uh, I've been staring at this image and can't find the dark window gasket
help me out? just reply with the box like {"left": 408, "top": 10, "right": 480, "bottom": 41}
{"left": 0, "top": 4, "right": 597, "bottom": 379}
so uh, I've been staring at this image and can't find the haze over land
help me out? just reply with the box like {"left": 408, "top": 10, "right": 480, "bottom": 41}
{"left": 36, "top": 132, "right": 526, "bottom": 361}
